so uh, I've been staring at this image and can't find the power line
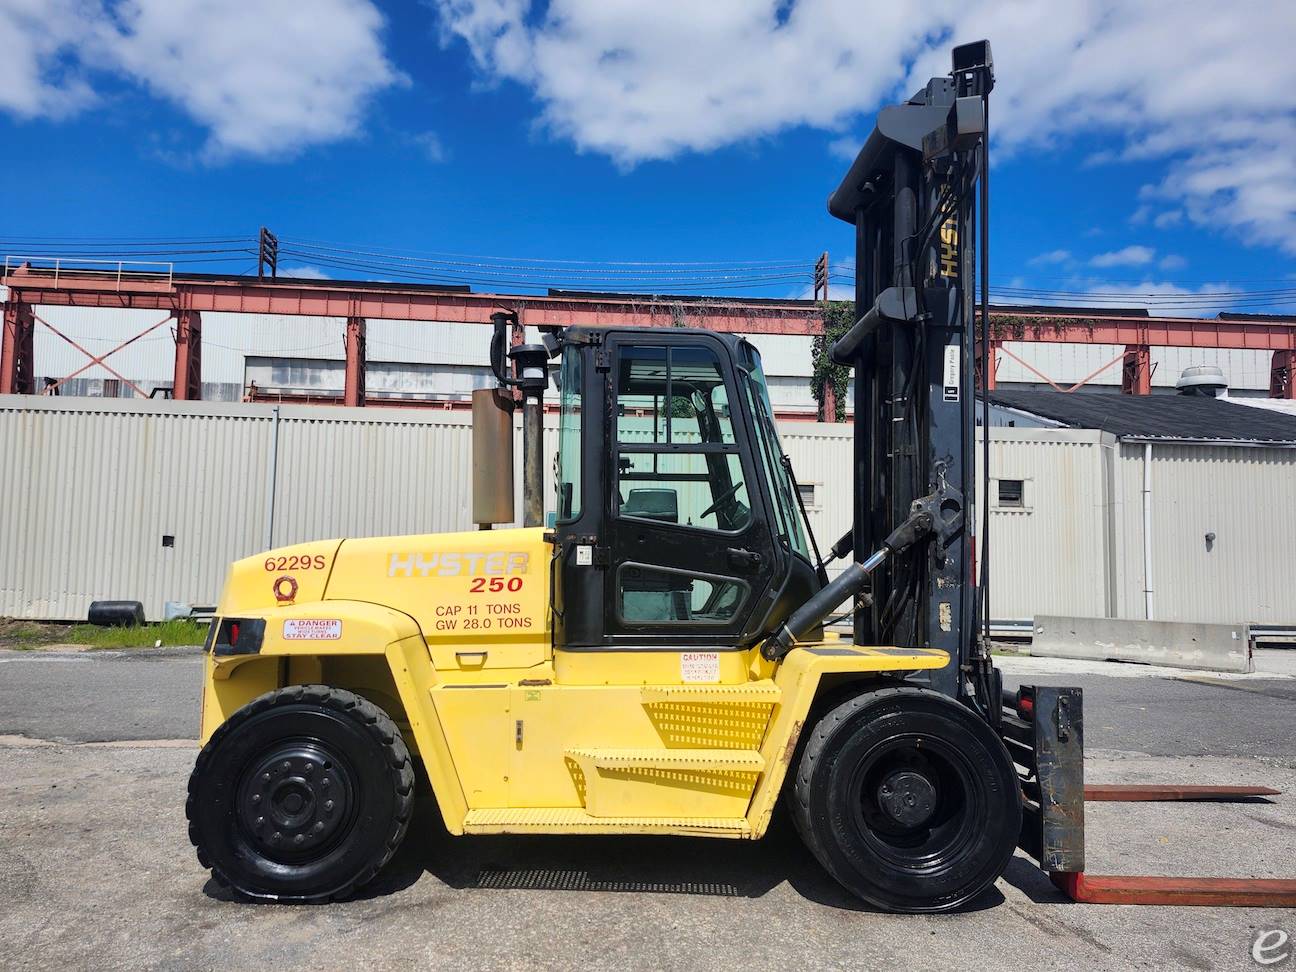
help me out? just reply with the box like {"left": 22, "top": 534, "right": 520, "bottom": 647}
{"left": 282, "top": 235, "right": 808, "bottom": 267}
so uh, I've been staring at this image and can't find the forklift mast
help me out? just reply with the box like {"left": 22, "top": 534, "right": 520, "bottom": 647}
{"left": 827, "top": 41, "right": 995, "bottom": 703}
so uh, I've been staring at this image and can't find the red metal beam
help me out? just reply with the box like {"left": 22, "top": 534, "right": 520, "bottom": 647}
{"left": 1052, "top": 871, "right": 1296, "bottom": 907}
{"left": 975, "top": 338, "right": 999, "bottom": 392}
{"left": 344, "top": 316, "right": 366, "bottom": 407}
{"left": 172, "top": 309, "right": 202, "bottom": 401}
{"left": 1121, "top": 344, "right": 1151, "bottom": 395}
{"left": 989, "top": 310, "right": 1296, "bottom": 352}
{"left": 1085, "top": 784, "right": 1280, "bottom": 802}
{"left": 819, "top": 381, "right": 838, "bottom": 422}
{"left": 1272, "top": 349, "right": 1295, "bottom": 399}
{"left": 1, "top": 267, "right": 823, "bottom": 336}
{"left": 1, "top": 300, "right": 36, "bottom": 394}
{"left": 8, "top": 267, "right": 1296, "bottom": 350}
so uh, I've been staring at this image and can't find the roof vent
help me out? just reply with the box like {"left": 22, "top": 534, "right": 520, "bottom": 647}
{"left": 1176, "top": 365, "right": 1227, "bottom": 397}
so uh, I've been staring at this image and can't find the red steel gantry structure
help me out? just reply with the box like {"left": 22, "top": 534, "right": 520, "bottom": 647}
{"left": 3, "top": 264, "right": 1295, "bottom": 414}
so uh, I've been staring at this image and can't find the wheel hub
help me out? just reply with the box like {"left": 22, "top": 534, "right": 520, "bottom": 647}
{"left": 236, "top": 744, "right": 354, "bottom": 860}
{"left": 876, "top": 769, "right": 938, "bottom": 828}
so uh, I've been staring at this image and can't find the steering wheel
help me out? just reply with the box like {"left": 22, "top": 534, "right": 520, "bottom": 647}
{"left": 701, "top": 481, "right": 744, "bottom": 519}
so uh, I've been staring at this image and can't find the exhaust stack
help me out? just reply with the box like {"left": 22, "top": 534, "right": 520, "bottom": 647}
{"left": 471, "top": 386, "right": 515, "bottom": 528}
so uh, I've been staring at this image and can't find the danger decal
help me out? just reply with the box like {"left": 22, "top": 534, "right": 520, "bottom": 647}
{"left": 282, "top": 619, "right": 343, "bottom": 641}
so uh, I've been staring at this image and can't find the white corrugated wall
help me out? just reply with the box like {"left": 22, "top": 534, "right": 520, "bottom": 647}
{"left": 2, "top": 395, "right": 1293, "bottom": 626}
{"left": 0, "top": 396, "right": 271, "bottom": 619}
{"left": 981, "top": 429, "right": 1114, "bottom": 621}
{"left": 1112, "top": 441, "right": 1296, "bottom": 624}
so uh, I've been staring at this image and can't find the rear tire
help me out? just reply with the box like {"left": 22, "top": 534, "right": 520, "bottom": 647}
{"left": 791, "top": 686, "right": 1020, "bottom": 913}
{"left": 187, "top": 685, "right": 414, "bottom": 902}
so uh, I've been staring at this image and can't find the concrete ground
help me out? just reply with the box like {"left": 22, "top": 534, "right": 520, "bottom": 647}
{"left": 1, "top": 647, "right": 1294, "bottom": 971}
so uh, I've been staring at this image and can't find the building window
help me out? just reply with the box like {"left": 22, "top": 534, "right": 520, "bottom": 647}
{"left": 997, "top": 478, "right": 1025, "bottom": 508}
{"left": 797, "top": 482, "right": 818, "bottom": 510}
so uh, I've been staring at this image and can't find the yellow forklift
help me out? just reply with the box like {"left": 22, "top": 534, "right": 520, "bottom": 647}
{"left": 188, "top": 41, "right": 1031, "bottom": 913}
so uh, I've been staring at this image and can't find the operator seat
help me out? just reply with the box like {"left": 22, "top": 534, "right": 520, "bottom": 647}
{"left": 620, "top": 488, "right": 678, "bottom": 524}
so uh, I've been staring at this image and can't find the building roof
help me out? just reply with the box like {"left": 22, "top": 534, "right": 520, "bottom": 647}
{"left": 987, "top": 389, "right": 1296, "bottom": 443}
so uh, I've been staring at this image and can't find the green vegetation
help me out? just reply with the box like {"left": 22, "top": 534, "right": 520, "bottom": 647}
{"left": 0, "top": 617, "right": 208, "bottom": 650}
{"left": 811, "top": 300, "right": 854, "bottom": 422}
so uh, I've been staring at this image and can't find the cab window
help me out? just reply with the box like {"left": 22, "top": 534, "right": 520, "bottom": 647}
{"left": 614, "top": 345, "right": 751, "bottom": 534}
{"left": 556, "top": 346, "right": 582, "bottom": 521}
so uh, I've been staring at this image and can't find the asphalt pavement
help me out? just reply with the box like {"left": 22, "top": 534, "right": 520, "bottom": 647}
{"left": 1, "top": 647, "right": 1294, "bottom": 970}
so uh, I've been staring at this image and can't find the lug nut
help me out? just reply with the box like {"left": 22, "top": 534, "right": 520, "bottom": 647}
{"left": 294, "top": 834, "right": 305, "bottom": 845}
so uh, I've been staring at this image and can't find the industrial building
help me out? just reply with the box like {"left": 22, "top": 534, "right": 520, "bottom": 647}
{"left": 4, "top": 267, "right": 1294, "bottom": 417}
{"left": 983, "top": 389, "right": 1296, "bottom": 630}
{"left": 2, "top": 266, "right": 1295, "bottom": 631}
{"left": 17, "top": 302, "right": 1296, "bottom": 414}
{"left": 2, "top": 386, "right": 1293, "bottom": 632}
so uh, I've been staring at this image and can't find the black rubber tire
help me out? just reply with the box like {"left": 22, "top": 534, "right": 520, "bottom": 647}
{"left": 187, "top": 684, "right": 414, "bottom": 902}
{"left": 791, "top": 686, "right": 1020, "bottom": 913}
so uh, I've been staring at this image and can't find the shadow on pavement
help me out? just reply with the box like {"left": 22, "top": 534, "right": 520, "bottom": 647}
{"left": 997, "top": 855, "right": 1072, "bottom": 905}
{"left": 357, "top": 798, "right": 1007, "bottom": 915}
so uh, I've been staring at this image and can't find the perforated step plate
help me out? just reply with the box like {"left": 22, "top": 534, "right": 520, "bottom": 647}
{"left": 638, "top": 681, "right": 780, "bottom": 704}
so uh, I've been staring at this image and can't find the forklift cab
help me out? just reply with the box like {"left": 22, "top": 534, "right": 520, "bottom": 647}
{"left": 552, "top": 326, "right": 821, "bottom": 650}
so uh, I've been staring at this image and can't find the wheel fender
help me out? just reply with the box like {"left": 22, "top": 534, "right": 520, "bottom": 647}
{"left": 203, "top": 600, "right": 470, "bottom": 831}
{"left": 747, "top": 644, "right": 950, "bottom": 836}
{"left": 213, "top": 600, "right": 422, "bottom": 675}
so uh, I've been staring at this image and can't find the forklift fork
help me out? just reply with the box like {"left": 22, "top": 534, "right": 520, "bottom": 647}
{"left": 1004, "top": 685, "right": 1296, "bottom": 908}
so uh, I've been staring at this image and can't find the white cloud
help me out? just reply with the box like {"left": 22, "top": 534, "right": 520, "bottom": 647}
{"left": 1090, "top": 245, "right": 1155, "bottom": 268}
{"left": 1008, "top": 278, "right": 1239, "bottom": 317}
{"left": 1082, "top": 280, "right": 1238, "bottom": 317}
{"left": 828, "top": 135, "right": 861, "bottom": 161}
{"left": 281, "top": 265, "right": 331, "bottom": 280}
{"left": 1153, "top": 209, "right": 1184, "bottom": 229}
{"left": 437, "top": 0, "right": 946, "bottom": 166}
{"left": 1028, "top": 249, "right": 1072, "bottom": 266}
{"left": 435, "top": 0, "right": 1296, "bottom": 252}
{"left": 793, "top": 281, "right": 853, "bottom": 301}
{"left": 409, "top": 130, "right": 449, "bottom": 162}
{"left": 0, "top": 0, "right": 98, "bottom": 118}
{"left": 0, "top": 0, "right": 404, "bottom": 159}
{"left": 1158, "top": 253, "right": 1187, "bottom": 271}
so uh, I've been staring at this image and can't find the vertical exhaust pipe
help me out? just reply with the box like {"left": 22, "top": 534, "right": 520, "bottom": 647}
{"left": 516, "top": 351, "right": 546, "bottom": 527}
{"left": 471, "top": 386, "right": 515, "bottom": 529}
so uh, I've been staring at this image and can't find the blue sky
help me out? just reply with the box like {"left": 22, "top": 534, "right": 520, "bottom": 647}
{"left": 2, "top": 1, "right": 1293, "bottom": 314}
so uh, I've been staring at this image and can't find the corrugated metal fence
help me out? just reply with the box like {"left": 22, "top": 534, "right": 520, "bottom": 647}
{"left": 1, "top": 395, "right": 1291, "bottom": 626}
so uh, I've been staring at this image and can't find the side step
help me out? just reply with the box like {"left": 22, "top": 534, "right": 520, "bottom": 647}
{"left": 566, "top": 747, "right": 765, "bottom": 819}
{"left": 638, "top": 681, "right": 780, "bottom": 704}
{"left": 462, "top": 808, "right": 751, "bottom": 838}
{"left": 566, "top": 748, "right": 765, "bottom": 772}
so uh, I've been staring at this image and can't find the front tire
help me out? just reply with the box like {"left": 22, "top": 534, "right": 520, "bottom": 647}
{"left": 187, "top": 685, "right": 414, "bottom": 902}
{"left": 791, "top": 686, "right": 1021, "bottom": 913}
